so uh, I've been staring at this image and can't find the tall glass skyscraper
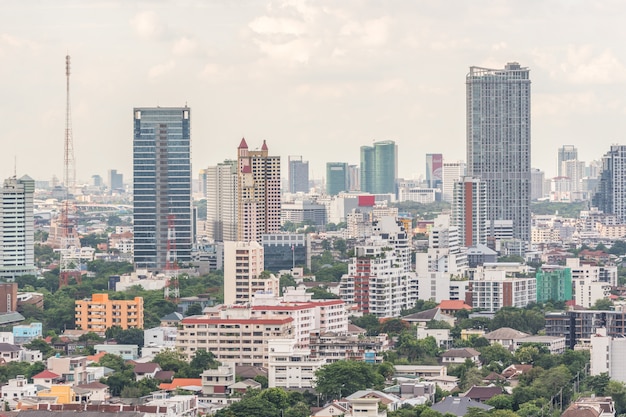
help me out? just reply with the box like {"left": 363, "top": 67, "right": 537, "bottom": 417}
{"left": 360, "top": 140, "right": 397, "bottom": 195}
{"left": 593, "top": 145, "right": 626, "bottom": 222}
{"left": 288, "top": 155, "right": 309, "bottom": 193}
{"left": 133, "top": 107, "right": 192, "bottom": 270}
{"left": 466, "top": 62, "right": 531, "bottom": 242}
{"left": 326, "top": 162, "right": 349, "bottom": 196}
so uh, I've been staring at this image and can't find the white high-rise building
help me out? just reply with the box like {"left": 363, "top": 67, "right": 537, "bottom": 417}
{"left": 223, "top": 241, "right": 279, "bottom": 305}
{"left": 467, "top": 63, "right": 531, "bottom": 242}
{"left": 0, "top": 176, "right": 35, "bottom": 280}
{"left": 442, "top": 161, "right": 466, "bottom": 203}
{"left": 590, "top": 328, "right": 626, "bottom": 383}
{"left": 206, "top": 160, "right": 237, "bottom": 241}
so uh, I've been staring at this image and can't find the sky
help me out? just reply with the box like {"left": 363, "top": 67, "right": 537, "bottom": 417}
{"left": 2, "top": 0, "right": 626, "bottom": 184}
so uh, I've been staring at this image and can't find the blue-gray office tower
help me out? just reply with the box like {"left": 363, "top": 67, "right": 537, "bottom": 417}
{"left": 133, "top": 107, "right": 192, "bottom": 270}
{"left": 466, "top": 63, "right": 531, "bottom": 243}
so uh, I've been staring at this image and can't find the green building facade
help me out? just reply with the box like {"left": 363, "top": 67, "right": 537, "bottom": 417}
{"left": 536, "top": 267, "right": 572, "bottom": 303}
{"left": 326, "top": 162, "right": 349, "bottom": 196}
{"left": 360, "top": 140, "right": 397, "bottom": 195}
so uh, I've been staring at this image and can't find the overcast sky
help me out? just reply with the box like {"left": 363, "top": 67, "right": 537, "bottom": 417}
{"left": 2, "top": 0, "right": 626, "bottom": 184}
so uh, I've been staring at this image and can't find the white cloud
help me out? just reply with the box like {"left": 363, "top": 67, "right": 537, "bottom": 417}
{"left": 249, "top": 16, "right": 307, "bottom": 36}
{"left": 172, "top": 36, "right": 197, "bottom": 56}
{"left": 148, "top": 61, "right": 175, "bottom": 79}
{"left": 130, "top": 11, "right": 166, "bottom": 40}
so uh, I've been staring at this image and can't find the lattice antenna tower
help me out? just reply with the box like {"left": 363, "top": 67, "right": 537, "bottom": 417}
{"left": 64, "top": 55, "right": 76, "bottom": 197}
{"left": 164, "top": 214, "right": 180, "bottom": 302}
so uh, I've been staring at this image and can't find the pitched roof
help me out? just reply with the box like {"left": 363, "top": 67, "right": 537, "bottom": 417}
{"left": 261, "top": 140, "right": 268, "bottom": 151}
{"left": 501, "top": 364, "right": 533, "bottom": 379}
{"left": 431, "top": 396, "right": 493, "bottom": 416}
{"left": 438, "top": 300, "right": 472, "bottom": 311}
{"left": 75, "top": 381, "right": 109, "bottom": 390}
{"left": 402, "top": 307, "right": 441, "bottom": 321}
{"left": 0, "top": 343, "right": 20, "bottom": 352}
{"left": 87, "top": 351, "right": 107, "bottom": 362}
{"left": 32, "top": 370, "right": 61, "bottom": 379}
{"left": 238, "top": 137, "right": 248, "bottom": 149}
{"left": 133, "top": 362, "right": 160, "bottom": 374}
{"left": 158, "top": 378, "right": 202, "bottom": 390}
{"left": 463, "top": 386, "right": 503, "bottom": 402}
{"left": 441, "top": 348, "right": 480, "bottom": 358}
{"left": 484, "top": 327, "right": 529, "bottom": 340}
{"left": 484, "top": 372, "right": 506, "bottom": 382}
{"left": 154, "top": 370, "right": 175, "bottom": 381}
{"left": 235, "top": 365, "right": 267, "bottom": 379}
{"left": 160, "top": 312, "right": 183, "bottom": 322}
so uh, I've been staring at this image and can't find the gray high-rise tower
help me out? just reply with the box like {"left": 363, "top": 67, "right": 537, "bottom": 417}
{"left": 466, "top": 62, "right": 531, "bottom": 242}
{"left": 133, "top": 107, "right": 192, "bottom": 270}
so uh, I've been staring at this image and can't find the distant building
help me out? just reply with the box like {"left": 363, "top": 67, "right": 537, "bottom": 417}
{"left": 442, "top": 161, "right": 466, "bottom": 203}
{"left": 360, "top": 140, "right": 397, "bottom": 195}
{"left": 452, "top": 177, "right": 487, "bottom": 247}
{"left": 535, "top": 266, "right": 572, "bottom": 303}
{"left": 107, "top": 169, "right": 123, "bottom": 192}
{"left": 426, "top": 153, "right": 443, "bottom": 189}
{"left": 281, "top": 200, "right": 327, "bottom": 226}
{"left": 262, "top": 234, "right": 307, "bottom": 272}
{"left": 288, "top": 155, "right": 309, "bottom": 193}
{"left": 223, "top": 241, "right": 279, "bottom": 305}
{"left": 326, "top": 162, "right": 349, "bottom": 196}
{"left": 593, "top": 145, "right": 626, "bottom": 222}
{"left": 205, "top": 160, "right": 237, "bottom": 242}
{"left": 591, "top": 327, "right": 626, "bottom": 384}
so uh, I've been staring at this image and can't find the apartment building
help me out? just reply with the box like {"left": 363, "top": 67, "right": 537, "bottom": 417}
{"left": 176, "top": 314, "right": 293, "bottom": 367}
{"left": 223, "top": 241, "right": 279, "bottom": 305}
{"left": 467, "top": 263, "right": 536, "bottom": 312}
{"left": 309, "top": 332, "right": 390, "bottom": 363}
{"left": 268, "top": 338, "right": 325, "bottom": 389}
{"left": 75, "top": 293, "right": 144, "bottom": 334}
{"left": 545, "top": 309, "right": 626, "bottom": 349}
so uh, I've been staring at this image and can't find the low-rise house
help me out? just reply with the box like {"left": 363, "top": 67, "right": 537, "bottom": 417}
{"left": 201, "top": 363, "right": 235, "bottom": 396}
{"left": 144, "top": 391, "right": 198, "bottom": 417}
{"left": 13, "top": 322, "right": 42, "bottom": 344}
{"left": 431, "top": 396, "right": 493, "bottom": 417}
{"left": 561, "top": 396, "right": 615, "bottom": 417}
{"left": 462, "top": 386, "right": 503, "bottom": 402}
{"left": 437, "top": 300, "right": 472, "bottom": 317}
{"left": 440, "top": 348, "right": 480, "bottom": 366}
{"left": 74, "top": 381, "right": 110, "bottom": 402}
{"left": 46, "top": 356, "right": 90, "bottom": 385}
{"left": 416, "top": 327, "right": 453, "bottom": 348}
{"left": 20, "top": 348, "right": 43, "bottom": 363}
{"left": 402, "top": 307, "right": 455, "bottom": 327}
{"left": 159, "top": 378, "right": 202, "bottom": 392}
{"left": 160, "top": 312, "right": 184, "bottom": 327}
{"left": 501, "top": 364, "right": 533, "bottom": 387}
{"left": 94, "top": 344, "right": 139, "bottom": 360}
{"left": 0, "top": 343, "right": 22, "bottom": 363}
{"left": 484, "top": 327, "right": 529, "bottom": 349}
{"left": 1, "top": 375, "right": 37, "bottom": 407}
{"left": 227, "top": 379, "right": 261, "bottom": 394}
{"left": 423, "top": 375, "right": 460, "bottom": 392}
{"left": 347, "top": 390, "right": 402, "bottom": 415}
{"left": 513, "top": 335, "right": 566, "bottom": 354}
{"left": 133, "top": 362, "right": 161, "bottom": 380}
{"left": 394, "top": 365, "right": 447, "bottom": 379}
{"left": 31, "top": 370, "right": 62, "bottom": 388}
{"left": 312, "top": 401, "right": 351, "bottom": 417}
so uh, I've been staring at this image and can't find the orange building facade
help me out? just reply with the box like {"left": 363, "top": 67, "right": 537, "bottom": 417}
{"left": 75, "top": 293, "right": 143, "bottom": 334}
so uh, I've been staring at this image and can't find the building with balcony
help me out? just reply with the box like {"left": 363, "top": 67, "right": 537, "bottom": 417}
{"left": 223, "top": 241, "right": 279, "bottom": 305}
{"left": 268, "top": 338, "right": 325, "bottom": 389}
{"left": 75, "top": 293, "right": 144, "bottom": 334}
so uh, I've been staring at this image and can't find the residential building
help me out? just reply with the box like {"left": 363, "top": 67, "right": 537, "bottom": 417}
{"left": 593, "top": 145, "right": 626, "bottom": 222}
{"left": 442, "top": 161, "right": 466, "bottom": 203}
{"left": 483, "top": 327, "right": 529, "bottom": 349}
{"left": 201, "top": 363, "right": 235, "bottom": 396}
{"left": 205, "top": 160, "right": 237, "bottom": 242}
{"left": 562, "top": 397, "right": 616, "bottom": 417}
{"left": 176, "top": 314, "right": 293, "bottom": 366}
{"left": 223, "top": 241, "right": 279, "bottom": 305}
{"left": 531, "top": 168, "right": 546, "bottom": 200}
{"left": 309, "top": 331, "right": 390, "bottom": 363}
{"left": 326, "top": 162, "right": 349, "bottom": 196}
{"left": 545, "top": 310, "right": 626, "bottom": 349}
{"left": 1, "top": 375, "right": 37, "bottom": 406}
{"left": 452, "top": 177, "right": 488, "bottom": 247}
{"left": 426, "top": 153, "right": 443, "bottom": 189}
{"left": 94, "top": 344, "right": 139, "bottom": 360}
{"left": 236, "top": 138, "right": 281, "bottom": 242}
{"left": 0, "top": 283, "right": 17, "bottom": 314}
{"left": 590, "top": 328, "right": 626, "bottom": 383}
{"left": 431, "top": 396, "right": 493, "bottom": 417}
{"left": 466, "top": 63, "right": 531, "bottom": 242}
{"left": 360, "top": 140, "right": 397, "bottom": 195}
{"left": 340, "top": 218, "right": 417, "bottom": 317}
{"left": 0, "top": 175, "right": 35, "bottom": 280}
{"left": 75, "top": 293, "right": 144, "bottom": 333}
{"left": 416, "top": 215, "right": 467, "bottom": 275}
{"left": 535, "top": 266, "right": 573, "bottom": 304}
{"left": 13, "top": 322, "right": 42, "bottom": 344}
{"left": 467, "top": 263, "right": 536, "bottom": 312}
{"left": 440, "top": 348, "right": 481, "bottom": 365}
{"left": 268, "top": 338, "right": 325, "bottom": 389}
{"left": 558, "top": 145, "right": 578, "bottom": 177}
{"left": 133, "top": 107, "right": 192, "bottom": 270}
{"left": 46, "top": 356, "right": 90, "bottom": 385}
{"left": 288, "top": 155, "right": 309, "bottom": 193}
{"left": 512, "top": 335, "right": 566, "bottom": 354}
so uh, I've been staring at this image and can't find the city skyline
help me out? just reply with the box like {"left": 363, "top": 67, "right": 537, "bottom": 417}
{"left": 2, "top": 2, "right": 626, "bottom": 183}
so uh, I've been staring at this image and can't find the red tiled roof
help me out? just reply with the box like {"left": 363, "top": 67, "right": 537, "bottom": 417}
{"left": 32, "top": 370, "right": 61, "bottom": 379}
{"left": 238, "top": 138, "right": 248, "bottom": 149}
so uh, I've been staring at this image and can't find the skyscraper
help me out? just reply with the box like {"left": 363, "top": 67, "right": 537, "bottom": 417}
{"left": 288, "top": 156, "right": 309, "bottom": 194}
{"left": 133, "top": 107, "right": 192, "bottom": 270}
{"left": 236, "top": 138, "right": 281, "bottom": 242}
{"left": 0, "top": 175, "right": 35, "bottom": 280}
{"left": 593, "top": 145, "right": 626, "bottom": 222}
{"left": 326, "top": 162, "right": 349, "bottom": 196}
{"left": 466, "top": 62, "right": 531, "bottom": 242}
{"left": 360, "top": 140, "right": 397, "bottom": 194}
{"left": 442, "top": 160, "right": 466, "bottom": 203}
{"left": 558, "top": 145, "right": 578, "bottom": 177}
{"left": 206, "top": 160, "right": 237, "bottom": 242}
{"left": 425, "top": 153, "right": 443, "bottom": 189}
{"left": 108, "top": 169, "right": 123, "bottom": 192}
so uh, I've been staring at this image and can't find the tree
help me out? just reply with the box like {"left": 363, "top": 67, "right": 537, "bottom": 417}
{"left": 285, "top": 402, "right": 311, "bottom": 417}
{"left": 115, "top": 328, "right": 144, "bottom": 347}
{"left": 185, "top": 303, "right": 203, "bottom": 316}
{"left": 23, "top": 339, "right": 54, "bottom": 358}
{"left": 189, "top": 349, "right": 218, "bottom": 376}
{"left": 351, "top": 314, "right": 380, "bottom": 336}
{"left": 380, "top": 318, "right": 409, "bottom": 335}
{"left": 259, "top": 387, "right": 289, "bottom": 410}
{"left": 485, "top": 394, "right": 514, "bottom": 410}
{"left": 606, "top": 380, "right": 626, "bottom": 414}
{"left": 315, "top": 361, "right": 384, "bottom": 400}
{"left": 585, "top": 373, "right": 610, "bottom": 396}
{"left": 214, "top": 396, "right": 280, "bottom": 417}
{"left": 589, "top": 298, "right": 613, "bottom": 311}
{"left": 478, "top": 344, "right": 513, "bottom": 368}
{"left": 153, "top": 349, "right": 191, "bottom": 376}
